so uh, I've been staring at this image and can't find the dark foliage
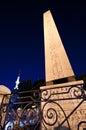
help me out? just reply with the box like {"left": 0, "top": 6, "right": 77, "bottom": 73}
{"left": 32, "top": 79, "right": 45, "bottom": 90}
{"left": 76, "top": 74, "right": 86, "bottom": 90}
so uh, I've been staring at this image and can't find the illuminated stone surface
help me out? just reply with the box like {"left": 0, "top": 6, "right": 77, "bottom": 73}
{"left": 40, "top": 10, "right": 86, "bottom": 130}
{"left": 43, "top": 10, "right": 74, "bottom": 83}
{"left": 0, "top": 85, "right": 11, "bottom": 127}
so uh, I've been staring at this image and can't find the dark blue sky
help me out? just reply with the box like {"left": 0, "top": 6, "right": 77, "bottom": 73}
{"left": 0, "top": 0, "right": 86, "bottom": 91}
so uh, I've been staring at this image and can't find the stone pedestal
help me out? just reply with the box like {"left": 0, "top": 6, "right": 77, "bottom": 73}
{"left": 40, "top": 80, "right": 86, "bottom": 130}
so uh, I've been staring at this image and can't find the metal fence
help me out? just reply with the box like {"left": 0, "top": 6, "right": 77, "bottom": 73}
{"left": 0, "top": 83, "right": 86, "bottom": 130}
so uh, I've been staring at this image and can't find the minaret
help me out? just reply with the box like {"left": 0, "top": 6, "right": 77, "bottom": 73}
{"left": 14, "top": 73, "right": 20, "bottom": 90}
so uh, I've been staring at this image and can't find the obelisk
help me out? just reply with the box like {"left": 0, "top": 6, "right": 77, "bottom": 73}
{"left": 43, "top": 10, "right": 75, "bottom": 84}
{"left": 40, "top": 10, "right": 86, "bottom": 130}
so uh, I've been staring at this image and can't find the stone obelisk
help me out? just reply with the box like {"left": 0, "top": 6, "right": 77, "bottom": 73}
{"left": 40, "top": 10, "right": 86, "bottom": 130}
{"left": 43, "top": 10, "right": 75, "bottom": 84}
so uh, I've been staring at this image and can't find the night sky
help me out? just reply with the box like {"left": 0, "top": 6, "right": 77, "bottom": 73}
{"left": 0, "top": 0, "right": 86, "bottom": 91}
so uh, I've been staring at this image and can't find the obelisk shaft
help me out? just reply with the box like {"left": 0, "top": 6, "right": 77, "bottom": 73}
{"left": 43, "top": 10, "right": 75, "bottom": 83}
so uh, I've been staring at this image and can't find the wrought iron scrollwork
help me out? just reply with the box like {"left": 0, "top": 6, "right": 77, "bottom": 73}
{"left": 0, "top": 84, "right": 86, "bottom": 130}
{"left": 0, "top": 90, "right": 41, "bottom": 130}
{"left": 68, "top": 85, "right": 85, "bottom": 98}
{"left": 41, "top": 101, "right": 70, "bottom": 129}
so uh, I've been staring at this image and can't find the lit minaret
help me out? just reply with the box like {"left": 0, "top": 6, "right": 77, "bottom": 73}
{"left": 14, "top": 73, "right": 20, "bottom": 90}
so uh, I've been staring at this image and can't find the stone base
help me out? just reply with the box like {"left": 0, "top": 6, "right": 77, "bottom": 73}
{"left": 40, "top": 80, "right": 86, "bottom": 130}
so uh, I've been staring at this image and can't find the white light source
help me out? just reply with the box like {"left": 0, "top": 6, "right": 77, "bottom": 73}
{"left": 14, "top": 73, "right": 20, "bottom": 90}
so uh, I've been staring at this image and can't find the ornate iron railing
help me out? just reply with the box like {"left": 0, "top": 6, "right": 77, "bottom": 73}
{"left": 0, "top": 82, "right": 86, "bottom": 130}
{"left": 0, "top": 90, "right": 41, "bottom": 130}
{"left": 40, "top": 81, "right": 86, "bottom": 130}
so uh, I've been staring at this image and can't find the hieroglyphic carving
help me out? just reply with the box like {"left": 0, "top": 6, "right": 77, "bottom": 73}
{"left": 43, "top": 10, "right": 74, "bottom": 82}
{"left": 49, "top": 44, "right": 64, "bottom": 79}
